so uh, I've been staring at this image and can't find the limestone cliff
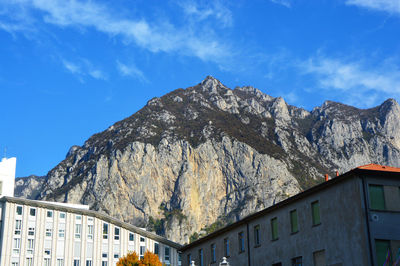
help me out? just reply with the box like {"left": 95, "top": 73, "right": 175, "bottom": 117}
{"left": 16, "top": 76, "right": 400, "bottom": 243}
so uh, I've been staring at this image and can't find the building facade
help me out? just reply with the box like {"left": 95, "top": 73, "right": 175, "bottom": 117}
{"left": 0, "top": 157, "right": 16, "bottom": 197}
{"left": 0, "top": 197, "right": 182, "bottom": 266}
{"left": 180, "top": 164, "right": 400, "bottom": 266}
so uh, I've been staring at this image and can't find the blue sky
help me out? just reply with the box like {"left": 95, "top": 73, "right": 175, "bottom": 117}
{"left": 1, "top": 0, "right": 400, "bottom": 177}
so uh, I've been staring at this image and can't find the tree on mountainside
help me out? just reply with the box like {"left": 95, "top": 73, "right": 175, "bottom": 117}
{"left": 117, "top": 251, "right": 162, "bottom": 266}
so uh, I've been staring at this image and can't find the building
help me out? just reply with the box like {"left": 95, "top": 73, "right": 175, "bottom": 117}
{"left": 0, "top": 157, "right": 182, "bottom": 266}
{"left": 0, "top": 157, "right": 16, "bottom": 197}
{"left": 180, "top": 164, "right": 400, "bottom": 266}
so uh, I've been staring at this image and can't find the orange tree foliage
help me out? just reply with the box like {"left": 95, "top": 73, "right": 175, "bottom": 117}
{"left": 117, "top": 251, "right": 162, "bottom": 266}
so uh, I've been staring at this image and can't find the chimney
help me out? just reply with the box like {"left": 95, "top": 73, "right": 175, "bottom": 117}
{"left": 325, "top": 174, "right": 329, "bottom": 181}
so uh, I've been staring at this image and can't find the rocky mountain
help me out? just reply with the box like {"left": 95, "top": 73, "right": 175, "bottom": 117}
{"left": 16, "top": 76, "right": 400, "bottom": 243}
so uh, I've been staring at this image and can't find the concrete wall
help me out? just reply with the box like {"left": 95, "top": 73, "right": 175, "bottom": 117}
{"left": 0, "top": 157, "right": 16, "bottom": 197}
{"left": 182, "top": 176, "right": 371, "bottom": 266}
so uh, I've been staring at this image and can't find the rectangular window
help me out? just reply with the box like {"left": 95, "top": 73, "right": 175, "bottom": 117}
{"left": 140, "top": 246, "right": 146, "bottom": 259}
{"left": 129, "top": 232, "right": 134, "bottom": 242}
{"left": 103, "top": 223, "right": 108, "bottom": 239}
{"left": 101, "top": 262, "right": 107, "bottom": 266}
{"left": 165, "top": 246, "right": 170, "bottom": 261}
{"left": 13, "top": 238, "right": 20, "bottom": 254}
{"left": 290, "top": 210, "right": 299, "bottom": 233}
{"left": 238, "top": 232, "right": 245, "bottom": 253}
{"left": 86, "top": 260, "right": 92, "bottom": 266}
{"left": 291, "top": 256, "right": 302, "bottom": 266}
{"left": 15, "top": 220, "right": 22, "bottom": 235}
{"left": 28, "top": 227, "right": 35, "bottom": 236}
{"left": 254, "top": 225, "right": 260, "bottom": 246}
{"left": 114, "top": 253, "right": 119, "bottom": 259}
{"left": 211, "top": 243, "right": 216, "bottom": 262}
{"left": 198, "top": 248, "right": 203, "bottom": 266}
{"left": 140, "top": 236, "right": 145, "bottom": 242}
{"left": 75, "top": 224, "right": 82, "bottom": 239}
{"left": 87, "top": 224, "right": 93, "bottom": 240}
{"left": 73, "top": 259, "right": 80, "bottom": 266}
{"left": 29, "top": 208, "right": 36, "bottom": 217}
{"left": 154, "top": 243, "right": 159, "bottom": 255}
{"left": 102, "top": 253, "right": 108, "bottom": 258}
{"left": 44, "top": 249, "right": 51, "bottom": 256}
{"left": 59, "top": 226, "right": 65, "bottom": 238}
{"left": 60, "top": 212, "right": 66, "bottom": 219}
{"left": 187, "top": 254, "right": 192, "bottom": 266}
{"left": 375, "top": 239, "right": 391, "bottom": 266}
{"left": 114, "top": 227, "right": 120, "bottom": 240}
{"left": 271, "top": 217, "right": 278, "bottom": 240}
{"left": 313, "top": 250, "right": 326, "bottom": 266}
{"left": 27, "top": 238, "right": 35, "bottom": 252}
{"left": 26, "top": 258, "right": 33, "bottom": 266}
{"left": 76, "top": 215, "right": 82, "bottom": 221}
{"left": 311, "top": 201, "right": 321, "bottom": 226}
{"left": 44, "top": 258, "right": 51, "bottom": 266}
{"left": 224, "top": 238, "right": 230, "bottom": 257}
{"left": 47, "top": 210, "right": 53, "bottom": 218}
{"left": 369, "top": 185, "right": 386, "bottom": 210}
{"left": 46, "top": 228, "right": 52, "bottom": 238}
{"left": 16, "top": 205, "right": 23, "bottom": 216}
{"left": 57, "top": 259, "right": 64, "bottom": 266}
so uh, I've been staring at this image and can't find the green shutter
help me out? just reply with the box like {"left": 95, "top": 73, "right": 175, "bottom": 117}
{"left": 312, "top": 201, "right": 321, "bottom": 225}
{"left": 375, "top": 240, "right": 391, "bottom": 266}
{"left": 290, "top": 210, "right": 298, "bottom": 233}
{"left": 271, "top": 218, "right": 278, "bottom": 240}
{"left": 369, "top": 185, "right": 385, "bottom": 210}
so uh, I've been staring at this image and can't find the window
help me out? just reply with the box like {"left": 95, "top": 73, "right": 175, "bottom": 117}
{"left": 46, "top": 228, "right": 52, "bottom": 238}
{"left": 187, "top": 254, "right": 192, "bottom": 266}
{"left": 114, "top": 227, "right": 120, "bottom": 240}
{"left": 15, "top": 220, "right": 22, "bottom": 235}
{"left": 290, "top": 210, "right": 299, "bottom": 233}
{"left": 313, "top": 250, "right": 326, "bottom": 266}
{"left": 11, "top": 262, "right": 19, "bottom": 266}
{"left": 27, "top": 238, "right": 35, "bottom": 253}
{"left": 291, "top": 256, "right": 302, "bottom": 266}
{"left": 211, "top": 243, "right": 216, "bottom": 263}
{"left": 140, "top": 236, "right": 145, "bottom": 242}
{"left": 44, "top": 249, "right": 51, "bottom": 256}
{"left": 13, "top": 238, "right": 21, "bottom": 254}
{"left": 102, "top": 253, "right": 108, "bottom": 258}
{"left": 87, "top": 225, "right": 93, "bottom": 240}
{"left": 57, "top": 259, "right": 64, "bottom": 266}
{"left": 59, "top": 212, "right": 66, "bottom": 219}
{"left": 76, "top": 215, "right": 82, "bottom": 221}
{"left": 114, "top": 253, "right": 119, "bottom": 259}
{"left": 375, "top": 239, "right": 391, "bottom": 266}
{"left": 86, "top": 260, "right": 92, "bottom": 266}
{"left": 129, "top": 232, "right": 134, "bottom": 242}
{"left": 178, "top": 253, "right": 182, "bottom": 266}
{"left": 254, "top": 225, "right": 260, "bottom": 246}
{"left": 154, "top": 243, "right": 159, "bottom": 255}
{"left": 26, "top": 258, "right": 33, "bottom": 266}
{"left": 29, "top": 208, "right": 36, "bottom": 217}
{"left": 59, "top": 225, "right": 65, "bottom": 238}
{"left": 47, "top": 210, "right": 53, "bottom": 218}
{"left": 198, "top": 248, "right": 203, "bottom": 266}
{"left": 311, "top": 201, "right": 321, "bottom": 226}
{"left": 271, "top": 217, "right": 278, "bottom": 240}
{"left": 16, "top": 205, "right": 23, "bottom": 216}
{"left": 165, "top": 247, "right": 170, "bottom": 262}
{"left": 103, "top": 223, "right": 108, "bottom": 239}
{"left": 28, "top": 227, "right": 35, "bottom": 236}
{"left": 369, "top": 185, "right": 385, "bottom": 210}
{"left": 44, "top": 258, "right": 51, "bottom": 266}
{"left": 101, "top": 262, "right": 107, "bottom": 266}
{"left": 238, "top": 232, "right": 245, "bottom": 253}
{"left": 74, "top": 259, "right": 80, "bottom": 266}
{"left": 75, "top": 224, "right": 82, "bottom": 239}
{"left": 224, "top": 238, "right": 230, "bottom": 257}
{"left": 140, "top": 246, "right": 146, "bottom": 259}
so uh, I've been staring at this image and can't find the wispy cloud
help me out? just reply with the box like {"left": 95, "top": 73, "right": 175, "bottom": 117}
{"left": 346, "top": 0, "right": 400, "bottom": 15}
{"left": 270, "top": 0, "right": 292, "bottom": 8}
{"left": 116, "top": 61, "right": 148, "bottom": 83}
{"left": 178, "top": 0, "right": 233, "bottom": 27}
{"left": 62, "top": 58, "right": 107, "bottom": 81}
{"left": 300, "top": 55, "right": 400, "bottom": 107}
{"left": 0, "top": 0, "right": 231, "bottom": 65}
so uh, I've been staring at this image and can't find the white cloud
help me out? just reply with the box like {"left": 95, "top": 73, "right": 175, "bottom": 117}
{"left": 270, "top": 0, "right": 291, "bottom": 8}
{"left": 1, "top": 0, "right": 231, "bottom": 65}
{"left": 300, "top": 56, "right": 400, "bottom": 107}
{"left": 62, "top": 58, "right": 107, "bottom": 81}
{"left": 346, "top": 0, "right": 400, "bottom": 15}
{"left": 116, "top": 61, "right": 148, "bottom": 83}
{"left": 178, "top": 0, "right": 233, "bottom": 27}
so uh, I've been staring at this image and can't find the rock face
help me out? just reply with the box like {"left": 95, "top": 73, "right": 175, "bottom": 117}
{"left": 14, "top": 175, "right": 45, "bottom": 199}
{"left": 16, "top": 76, "right": 400, "bottom": 243}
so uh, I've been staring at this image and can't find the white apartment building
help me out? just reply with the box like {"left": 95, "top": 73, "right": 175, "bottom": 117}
{"left": 0, "top": 158, "right": 182, "bottom": 266}
{"left": 0, "top": 197, "right": 182, "bottom": 266}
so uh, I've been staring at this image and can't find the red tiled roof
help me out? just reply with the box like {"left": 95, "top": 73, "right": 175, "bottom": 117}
{"left": 356, "top": 163, "right": 400, "bottom": 173}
